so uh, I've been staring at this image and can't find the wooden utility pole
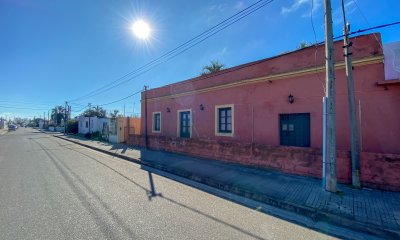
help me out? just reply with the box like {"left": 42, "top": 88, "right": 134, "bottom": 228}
{"left": 323, "top": 0, "right": 337, "bottom": 192}
{"left": 341, "top": 0, "right": 360, "bottom": 188}
{"left": 144, "top": 86, "right": 148, "bottom": 148}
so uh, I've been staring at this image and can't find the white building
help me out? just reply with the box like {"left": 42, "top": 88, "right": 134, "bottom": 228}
{"left": 0, "top": 118, "right": 7, "bottom": 129}
{"left": 384, "top": 41, "right": 400, "bottom": 80}
{"left": 39, "top": 120, "right": 45, "bottom": 129}
{"left": 78, "top": 116, "right": 109, "bottom": 136}
{"left": 108, "top": 117, "right": 128, "bottom": 143}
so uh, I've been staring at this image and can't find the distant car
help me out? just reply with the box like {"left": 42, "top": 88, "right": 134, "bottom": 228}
{"left": 8, "top": 125, "right": 17, "bottom": 131}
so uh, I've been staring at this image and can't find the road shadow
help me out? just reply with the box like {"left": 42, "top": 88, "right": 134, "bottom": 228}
{"left": 31, "top": 138, "right": 137, "bottom": 239}
{"left": 110, "top": 144, "right": 128, "bottom": 154}
{"left": 63, "top": 146, "right": 267, "bottom": 240}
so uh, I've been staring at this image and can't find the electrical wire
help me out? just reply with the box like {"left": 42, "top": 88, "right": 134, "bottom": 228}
{"left": 0, "top": 105, "right": 50, "bottom": 110}
{"left": 69, "top": 0, "right": 273, "bottom": 102}
{"left": 147, "top": 21, "right": 400, "bottom": 84}
{"left": 68, "top": 0, "right": 275, "bottom": 103}
{"left": 333, "top": 21, "right": 400, "bottom": 42}
{"left": 310, "top": 0, "right": 326, "bottom": 94}
{"left": 72, "top": 20, "right": 400, "bottom": 113}
{"left": 71, "top": 105, "right": 88, "bottom": 113}
{"left": 98, "top": 89, "right": 143, "bottom": 107}
{"left": 88, "top": 0, "right": 276, "bottom": 98}
{"left": 69, "top": 102, "right": 86, "bottom": 107}
{"left": 69, "top": 0, "right": 268, "bottom": 102}
{"left": 352, "top": 0, "right": 383, "bottom": 51}
{"left": 0, "top": 100, "right": 55, "bottom": 108}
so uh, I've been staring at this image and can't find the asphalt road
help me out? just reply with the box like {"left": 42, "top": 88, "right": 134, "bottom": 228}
{"left": 0, "top": 128, "right": 336, "bottom": 240}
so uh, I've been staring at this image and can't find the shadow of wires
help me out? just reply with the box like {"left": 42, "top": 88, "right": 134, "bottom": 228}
{"left": 63, "top": 146, "right": 267, "bottom": 240}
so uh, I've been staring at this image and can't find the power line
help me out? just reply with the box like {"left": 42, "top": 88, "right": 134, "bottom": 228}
{"left": 68, "top": 0, "right": 275, "bottom": 103}
{"left": 0, "top": 100, "right": 55, "bottom": 108}
{"left": 69, "top": 0, "right": 272, "bottom": 102}
{"left": 157, "top": 20, "right": 400, "bottom": 83}
{"left": 352, "top": 0, "right": 383, "bottom": 51}
{"left": 72, "top": 20, "right": 400, "bottom": 111}
{"left": 333, "top": 21, "right": 400, "bottom": 41}
{"left": 310, "top": 0, "right": 325, "bottom": 93}
{"left": 98, "top": 90, "right": 143, "bottom": 107}
{"left": 69, "top": 102, "right": 86, "bottom": 107}
{"left": 71, "top": 105, "right": 88, "bottom": 113}
{"left": 0, "top": 105, "right": 49, "bottom": 110}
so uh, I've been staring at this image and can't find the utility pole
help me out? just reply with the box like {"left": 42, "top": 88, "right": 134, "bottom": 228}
{"left": 47, "top": 110, "right": 49, "bottom": 128}
{"left": 144, "top": 86, "right": 148, "bottom": 148}
{"left": 66, "top": 103, "right": 69, "bottom": 134}
{"left": 341, "top": 0, "right": 360, "bottom": 188}
{"left": 124, "top": 104, "right": 126, "bottom": 117}
{"left": 43, "top": 112, "right": 45, "bottom": 128}
{"left": 88, "top": 103, "right": 91, "bottom": 134}
{"left": 64, "top": 101, "right": 67, "bottom": 135}
{"left": 133, "top": 101, "right": 135, "bottom": 118}
{"left": 323, "top": 0, "right": 337, "bottom": 192}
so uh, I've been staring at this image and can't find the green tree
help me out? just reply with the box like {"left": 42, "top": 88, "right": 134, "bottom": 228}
{"left": 67, "top": 119, "right": 79, "bottom": 134}
{"left": 201, "top": 60, "right": 225, "bottom": 75}
{"left": 82, "top": 106, "right": 106, "bottom": 117}
{"left": 95, "top": 106, "right": 107, "bottom": 118}
{"left": 297, "top": 41, "right": 310, "bottom": 49}
{"left": 51, "top": 106, "right": 65, "bottom": 126}
{"left": 110, "top": 110, "right": 120, "bottom": 118}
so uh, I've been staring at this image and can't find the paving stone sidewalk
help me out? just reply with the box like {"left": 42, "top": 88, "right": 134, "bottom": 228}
{"left": 54, "top": 133, "right": 400, "bottom": 238}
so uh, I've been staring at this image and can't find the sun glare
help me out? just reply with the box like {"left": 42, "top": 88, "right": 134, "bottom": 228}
{"left": 132, "top": 20, "right": 151, "bottom": 39}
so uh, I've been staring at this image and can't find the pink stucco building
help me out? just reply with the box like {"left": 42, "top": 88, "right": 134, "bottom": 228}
{"left": 129, "top": 33, "right": 400, "bottom": 191}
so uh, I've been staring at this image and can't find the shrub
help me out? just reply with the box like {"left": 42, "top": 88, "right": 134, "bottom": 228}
{"left": 90, "top": 131, "right": 104, "bottom": 141}
{"left": 84, "top": 133, "right": 91, "bottom": 139}
{"left": 67, "top": 119, "right": 78, "bottom": 134}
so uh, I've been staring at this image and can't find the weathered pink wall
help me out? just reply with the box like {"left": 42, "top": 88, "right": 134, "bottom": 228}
{"left": 132, "top": 33, "right": 400, "bottom": 191}
{"left": 128, "top": 135, "right": 400, "bottom": 191}
{"left": 141, "top": 34, "right": 400, "bottom": 154}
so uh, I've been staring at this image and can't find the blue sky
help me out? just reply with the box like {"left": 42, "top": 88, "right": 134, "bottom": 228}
{"left": 0, "top": 0, "right": 399, "bottom": 119}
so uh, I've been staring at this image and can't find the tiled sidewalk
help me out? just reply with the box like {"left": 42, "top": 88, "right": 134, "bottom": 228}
{"left": 54, "top": 133, "right": 400, "bottom": 238}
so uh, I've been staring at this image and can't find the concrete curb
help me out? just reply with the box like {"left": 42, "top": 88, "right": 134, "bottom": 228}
{"left": 54, "top": 135, "right": 400, "bottom": 239}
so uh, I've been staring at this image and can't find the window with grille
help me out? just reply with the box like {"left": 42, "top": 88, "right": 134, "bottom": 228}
{"left": 179, "top": 111, "right": 190, "bottom": 138}
{"left": 153, "top": 112, "right": 161, "bottom": 132}
{"left": 218, "top": 107, "right": 232, "bottom": 133}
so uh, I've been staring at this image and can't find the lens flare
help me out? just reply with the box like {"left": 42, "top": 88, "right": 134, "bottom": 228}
{"left": 132, "top": 20, "right": 151, "bottom": 39}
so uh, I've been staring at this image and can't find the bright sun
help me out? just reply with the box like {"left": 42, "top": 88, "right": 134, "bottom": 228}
{"left": 132, "top": 20, "right": 151, "bottom": 39}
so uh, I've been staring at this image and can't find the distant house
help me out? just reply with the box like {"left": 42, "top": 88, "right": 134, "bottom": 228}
{"left": 108, "top": 117, "right": 128, "bottom": 143}
{"left": 39, "top": 120, "right": 46, "bottom": 129}
{"left": 128, "top": 33, "right": 400, "bottom": 191}
{"left": 107, "top": 117, "right": 141, "bottom": 143}
{"left": 0, "top": 118, "right": 7, "bottom": 129}
{"left": 78, "top": 116, "right": 109, "bottom": 136}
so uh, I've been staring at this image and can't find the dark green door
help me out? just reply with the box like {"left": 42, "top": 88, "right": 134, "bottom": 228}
{"left": 280, "top": 113, "right": 310, "bottom": 147}
{"left": 179, "top": 111, "right": 190, "bottom": 138}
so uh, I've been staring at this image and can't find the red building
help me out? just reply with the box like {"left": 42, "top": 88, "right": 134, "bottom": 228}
{"left": 129, "top": 33, "right": 400, "bottom": 191}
